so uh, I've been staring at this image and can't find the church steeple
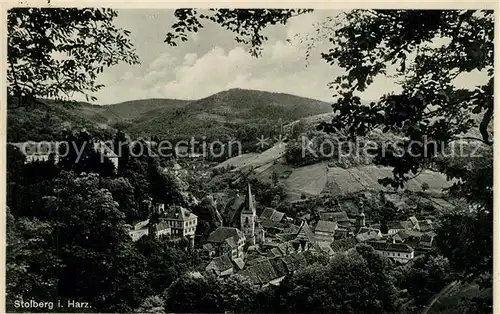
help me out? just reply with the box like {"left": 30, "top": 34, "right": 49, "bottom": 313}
{"left": 241, "top": 183, "right": 257, "bottom": 245}
{"left": 241, "top": 183, "right": 255, "bottom": 215}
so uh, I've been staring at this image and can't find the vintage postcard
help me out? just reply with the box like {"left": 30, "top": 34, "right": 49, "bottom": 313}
{"left": 1, "top": 1, "right": 497, "bottom": 313}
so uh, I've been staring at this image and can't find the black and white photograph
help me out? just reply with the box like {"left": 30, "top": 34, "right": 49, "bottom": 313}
{"left": 3, "top": 4, "right": 496, "bottom": 313}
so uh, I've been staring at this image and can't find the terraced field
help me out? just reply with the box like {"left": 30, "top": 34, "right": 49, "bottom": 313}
{"left": 216, "top": 143, "right": 453, "bottom": 201}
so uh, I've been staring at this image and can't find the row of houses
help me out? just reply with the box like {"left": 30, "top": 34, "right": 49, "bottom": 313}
{"left": 9, "top": 141, "right": 120, "bottom": 170}
{"left": 127, "top": 182, "right": 437, "bottom": 287}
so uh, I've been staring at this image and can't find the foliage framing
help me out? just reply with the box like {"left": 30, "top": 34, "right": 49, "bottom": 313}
{"left": 7, "top": 8, "right": 139, "bottom": 107}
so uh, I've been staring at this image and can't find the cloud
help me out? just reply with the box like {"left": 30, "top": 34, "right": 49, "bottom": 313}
{"left": 148, "top": 52, "right": 177, "bottom": 71}
{"left": 183, "top": 53, "right": 198, "bottom": 65}
{"left": 87, "top": 10, "right": 402, "bottom": 104}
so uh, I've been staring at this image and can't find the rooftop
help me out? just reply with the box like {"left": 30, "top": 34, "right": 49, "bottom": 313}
{"left": 207, "top": 226, "right": 245, "bottom": 244}
{"left": 206, "top": 254, "right": 233, "bottom": 273}
{"left": 319, "top": 211, "right": 349, "bottom": 222}
{"left": 367, "top": 241, "right": 414, "bottom": 253}
{"left": 163, "top": 205, "right": 197, "bottom": 221}
{"left": 315, "top": 220, "right": 338, "bottom": 234}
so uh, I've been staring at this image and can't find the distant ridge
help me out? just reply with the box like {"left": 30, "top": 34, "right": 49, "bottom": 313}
{"left": 7, "top": 88, "right": 334, "bottom": 141}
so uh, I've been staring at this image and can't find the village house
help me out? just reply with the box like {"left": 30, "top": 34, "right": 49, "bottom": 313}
{"left": 319, "top": 210, "right": 350, "bottom": 223}
{"left": 9, "top": 141, "right": 59, "bottom": 163}
{"left": 205, "top": 254, "right": 234, "bottom": 277}
{"left": 419, "top": 231, "right": 436, "bottom": 248}
{"left": 259, "top": 207, "right": 286, "bottom": 229}
{"left": 314, "top": 220, "right": 337, "bottom": 243}
{"left": 157, "top": 205, "right": 197, "bottom": 237}
{"left": 238, "top": 251, "right": 317, "bottom": 287}
{"left": 367, "top": 241, "right": 415, "bottom": 263}
{"left": 333, "top": 228, "right": 354, "bottom": 239}
{"left": 127, "top": 219, "right": 150, "bottom": 242}
{"left": 386, "top": 216, "right": 423, "bottom": 235}
{"left": 153, "top": 204, "right": 198, "bottom": 247}
{"left": 418, "top": 219, "right": 434, "bottom": 232}
{"left": 10, "top": 141, "right": 119, "bottom": 170}
{"left": 149, "top": 221, "right": 172, "bottom": 238}
{"left": 386, "top": 220, "right": 413, "bottom": 235}
{"left": 293, "top": 221, "right": 315, "bottom": 251}
{"left": 356, "top": 227, "right": 382, "bottom": 242}
{"left": 207, "top": 227, "right": 246, "bottom": 259}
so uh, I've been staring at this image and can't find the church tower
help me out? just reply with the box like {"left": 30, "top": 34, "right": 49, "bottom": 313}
{"left": 357, "top": 202, "right": 366, "bottom": 229}
{"left": 240, "top": 183, "right": 256, "bottom": 246}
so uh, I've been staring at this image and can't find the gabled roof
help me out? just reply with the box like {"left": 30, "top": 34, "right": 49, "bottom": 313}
{"left": 391, "top": 233, "right": 404, "bottom": 243}
{"left": 270, "top": 248, "right": 283, "bottom": 257}
{"left": 202, "top": 243, "right": 215, "bottom": 251}
{"left": 270, "top": 210, "right": 285, "bottom": 222}
{"left": 319, "top": 211, "right": 349, "bottom": 222}
{"left": 401, "top": 229, "right": 424, "bottom": 238}
{"left": 163, "top": 206, "right": 197, "bottom": 221}
{"left": 281, "top": 252, "right": 308, "bottom": 273}
{"left": 253, "top": 259, "right": 279, "bottom": 284}
{"left": 206, "top": 254, "right": 233, "bottom": 273}
{"left": 129, "top": 229, "right": 149, "bottom": 242}
{"left": 315, "top": 220, "right": 338, "bottom": 234}
{"left": 268, "top": 257, "right": 287, "bottom": 278}
{"left": 134, "top": 219, "right": 150, "bottom": 230}
{"left": 239, "top": 269, "right": 261, "bottom": 285}
{"left": 275, "top": 232, "right": 297, "bottom": 242}
{"left": 357, "top": 227, "right": 381, "bottom": 235}
{"left": 356, "top": 230, "right": 381, "bottom": 242}
{"left": 207, "top": 227, "right": 245, "bottom": 244}
{"left": 224, "top": 237, "right": 238, "bottom": 248}
{"left": 232, "top": 257, "right": 245, "bottom": 270}
{"left": 317, "top": 241, "right": 334, "bottom": 255}
{"left": 295, "top": 221, "right": 317, "bottom": 245}
{"left": 151, "top": 221, "right": 170, "bottom": 232}
{"left": 387, "top": 220, "right": 409, "bottom": 230}
{"left": 408, "top": 216, "right": 419, "bottom": 226}
{"left": 260, "top": 208, "right": 275, "bottom": 220}
{"left": 367, "top": 241, "right": 414, "bottom": 253}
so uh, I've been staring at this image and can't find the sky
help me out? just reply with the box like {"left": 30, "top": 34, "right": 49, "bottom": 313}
{"left": 86, "top": 9, "right": 487, "bottom": 105}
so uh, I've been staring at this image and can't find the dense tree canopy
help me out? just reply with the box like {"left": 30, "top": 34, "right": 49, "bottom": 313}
{"left": 276, "top": 244, "right": 402, "bottom": 313}
{"left": 7, "top": 8, "right": 139, "bottom": 107}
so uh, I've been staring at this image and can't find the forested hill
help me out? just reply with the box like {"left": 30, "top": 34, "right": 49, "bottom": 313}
{"left": 7, "top": 88, "right": 333, "bottom": 142}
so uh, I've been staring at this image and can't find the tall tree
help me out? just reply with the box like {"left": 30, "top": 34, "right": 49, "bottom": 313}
{"left": 6, "top": 207, "right": 60, "bottom": 310}
{"left": 42, "top": 171, "right": 149, "bottom": 312}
